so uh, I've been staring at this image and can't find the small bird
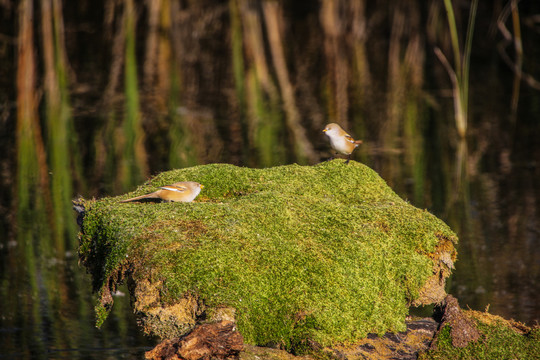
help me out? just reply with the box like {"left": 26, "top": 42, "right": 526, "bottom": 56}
{"left": 323, "top": 123, "right": 363, "bottom": 164}
{"left": 120, "top": 181, "right": 204, "bottom": 203}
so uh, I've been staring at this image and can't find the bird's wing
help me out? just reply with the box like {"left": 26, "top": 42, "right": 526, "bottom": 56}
{"left": 344, "top": 133, "right": 356, "bottom": 144}
{"left": 160, "top": 185, "right": 187, "bottom": 193}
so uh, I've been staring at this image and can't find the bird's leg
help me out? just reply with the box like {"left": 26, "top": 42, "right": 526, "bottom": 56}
{"left": 345, "top": 154, "right": 351, "bottom": 165}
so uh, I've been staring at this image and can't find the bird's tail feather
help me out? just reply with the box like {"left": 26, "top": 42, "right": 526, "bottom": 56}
{"left": 119, "top": 192, "right": 159, "bottom": 203}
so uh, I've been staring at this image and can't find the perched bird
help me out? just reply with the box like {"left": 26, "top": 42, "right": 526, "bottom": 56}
{"left": 120, "top": 181, "right": 204, "bottom": 203}
{"left": 323, "top": 123, "right": 363, "bottom": 164}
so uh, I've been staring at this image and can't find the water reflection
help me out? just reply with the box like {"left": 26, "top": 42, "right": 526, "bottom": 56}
{"left": 448, "top": 158, "right": 540, "bottom": 323}
{"left": 0, "top": 236, "right": 155, "bottom": 359}
{"left": 1, "top": 137, "right": 538, "bottom": 358}
{"left": 2, "top": 0, "right": 539, "bottom": 358}
{"left": 396, "top": 136, "right": 539, "bottom": 325}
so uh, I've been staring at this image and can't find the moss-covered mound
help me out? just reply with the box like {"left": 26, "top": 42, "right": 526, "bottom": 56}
{"left": 78, "top": 161, "right": 457, "bottom": 349}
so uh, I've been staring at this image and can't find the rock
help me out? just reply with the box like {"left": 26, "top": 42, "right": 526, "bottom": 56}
{"left": 424, "top": 297, "right": 540, "bottom": 359}
{"left": 323, "top": 318, "right": 439, "bottom": 360}
{"left": 145, "top": 321, "right": 244, "bottom": 360}
{"left": 239, "top": 345, "right": 312, "bottom": 360}
{"left": 77, "top": 162, "right": 458, "bottom": 348}
{"left": 432, "top": 295, "right": 480, "bottom": 348}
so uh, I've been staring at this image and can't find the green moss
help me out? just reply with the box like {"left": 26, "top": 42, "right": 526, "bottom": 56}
{"left": 78, "top": 161, "right": 457, "bottom": 348}
{"left": 421, "top": 313, "right": 540, "bottom": 359}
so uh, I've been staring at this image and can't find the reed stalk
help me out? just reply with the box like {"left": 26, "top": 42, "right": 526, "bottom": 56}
{"left": 230, "top": 0, "right": 245, "bottom": 109}
{"left": 169, "top": 67, "right": 198, "bottom": 168}
{"left": 349, "top": 0, "right": 370, "bottom": 162}
{"left": 158, "top": 0, "right": 172, "bottom": 96}
{"left": 41, "top": 0, "right": 78, "bottom": 250}
{"left": 320, "top": 0, "right": 349, "bottom": 130}
{"left": 97, "top": 4, "right": 126, "bottom": 193}
{"left": 15, "top": 0, "right": 52, "bottom": 355}
{"left": 438, "top": 0, "right": 478, "bottom": 138}
{"left": 240, "top": 1, "right": 284, "bottom": 166}
{"left": 379, "top": 3, "right": 408, "bottom": 188}
{"left": 16, "top": 0, "right": 53, "bottom": 231}
{"left": 403, "top": 4, "right": 426, "bottom": 206}
{"left": 404, "top": 97, "right": 425, "bottom": 205}
{"left": 121, "top": 0, "right": 147, "bottom": 189}
{"left": 350, "top": 2, "right": 369, "bottom": 95}
{"left": 102, "top": 3, "right": 125, "bottom": 108}
{"left": 510, "top": 0, "right": 522, "bottom": 117}
{"left": 229, "top": 0, "right": 248, "bottom": 160}
{"left": 39, "top": 2, "right": 78, "bottom": 349}
{"left": 167, "top": 1, "right": 199, "bottom": 168}
{"left": 241, "top": 1, "right": 275, "bottom": 97}
{"left": 385, "top": 3, "right": 406, "bottom": 150}
{"left": 262, "top": 1, "right": 317, "bottom": 164}
{"left": 253, "top": 71, "right": 284, "bottom": 167}
{"left": 144, "top": 0, "right": 162, "bottom": 88}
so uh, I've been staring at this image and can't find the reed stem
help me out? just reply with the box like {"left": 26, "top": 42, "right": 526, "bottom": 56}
{"left": 440, "top": 0, "right": 478, "bottom": 138}
{"left": 121, "top": 0, "right": 147, "bottom": 189}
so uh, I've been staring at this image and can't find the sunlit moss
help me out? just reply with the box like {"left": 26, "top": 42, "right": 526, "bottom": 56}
{"left": 79, "top": 161, "right": 457, "bottom": 348}
{"left": 420, "top": 311, "right": 540, "bottom": 359}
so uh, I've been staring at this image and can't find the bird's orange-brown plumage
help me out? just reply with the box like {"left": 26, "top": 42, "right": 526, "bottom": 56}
{"left": 323, "top": 123, "right": 362, "bottom": 163}
{"left": 120, "top": 181, "right": 203, "bottom": 203}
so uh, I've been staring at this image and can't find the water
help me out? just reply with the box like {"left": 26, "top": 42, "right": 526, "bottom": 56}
{"left": 1, "top": 143, "right": 537, "bottom": 359}
{"left": 375, "top": 146, "right": 539, "bottom": 325}
{"left": 445, "top": 156, "right": 540, "bottom": 322}
{"left": 0, "top": 246, "right": 155, "bottom": 359}
{"left": 1, "top": 1, "right": 539, "bottom": 358}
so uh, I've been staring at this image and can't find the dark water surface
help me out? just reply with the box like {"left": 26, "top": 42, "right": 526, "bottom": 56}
{"left": 376, "top": 137, "right": 540, "bottom": 326}
{"left": 0, "top": 250, "right": 155, "bottom": 359}
{"left": 1, "top": 143, "right": 538, "bottom": 359}
{"left": 1, "top": 1, "right": 540, "bottom": 359}
{"left": 437, "top": 150, "right": 539, "bottom": 323}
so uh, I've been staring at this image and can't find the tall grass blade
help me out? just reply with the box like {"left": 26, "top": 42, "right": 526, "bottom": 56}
{"left": 442, "top": 0, "right": 461, "bottom": 77}
{"left": 462, "top": 0, "right": 478, "bottom": 126}
{"left": 440, "top": 0, "right": 478, "bottom": 138}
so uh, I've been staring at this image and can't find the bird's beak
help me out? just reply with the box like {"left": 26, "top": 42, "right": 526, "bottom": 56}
{"left": 200, "top": 184, "right": 204, "bottom": 189}
{"left": 322, "top": 129, "right": 328, "bottom": 133}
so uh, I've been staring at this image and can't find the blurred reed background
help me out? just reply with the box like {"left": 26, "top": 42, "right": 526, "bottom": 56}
{"left": 0, "top": 0, "right": 539, "bottom": 358}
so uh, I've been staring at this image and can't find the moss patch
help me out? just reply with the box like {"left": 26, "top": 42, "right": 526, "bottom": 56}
{"left": 420, "top": 310, "right": 540, "bottom": 359}
{"left": 78, "top": 161, "right": 457, "bottom": 349}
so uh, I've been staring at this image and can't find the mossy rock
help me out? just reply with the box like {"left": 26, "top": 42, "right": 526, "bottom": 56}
{"left": 77, "top": 161, "right": 457, "bottom": 350}
{"left": 420, "top": 310, "right": 540, "bottom": 359}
